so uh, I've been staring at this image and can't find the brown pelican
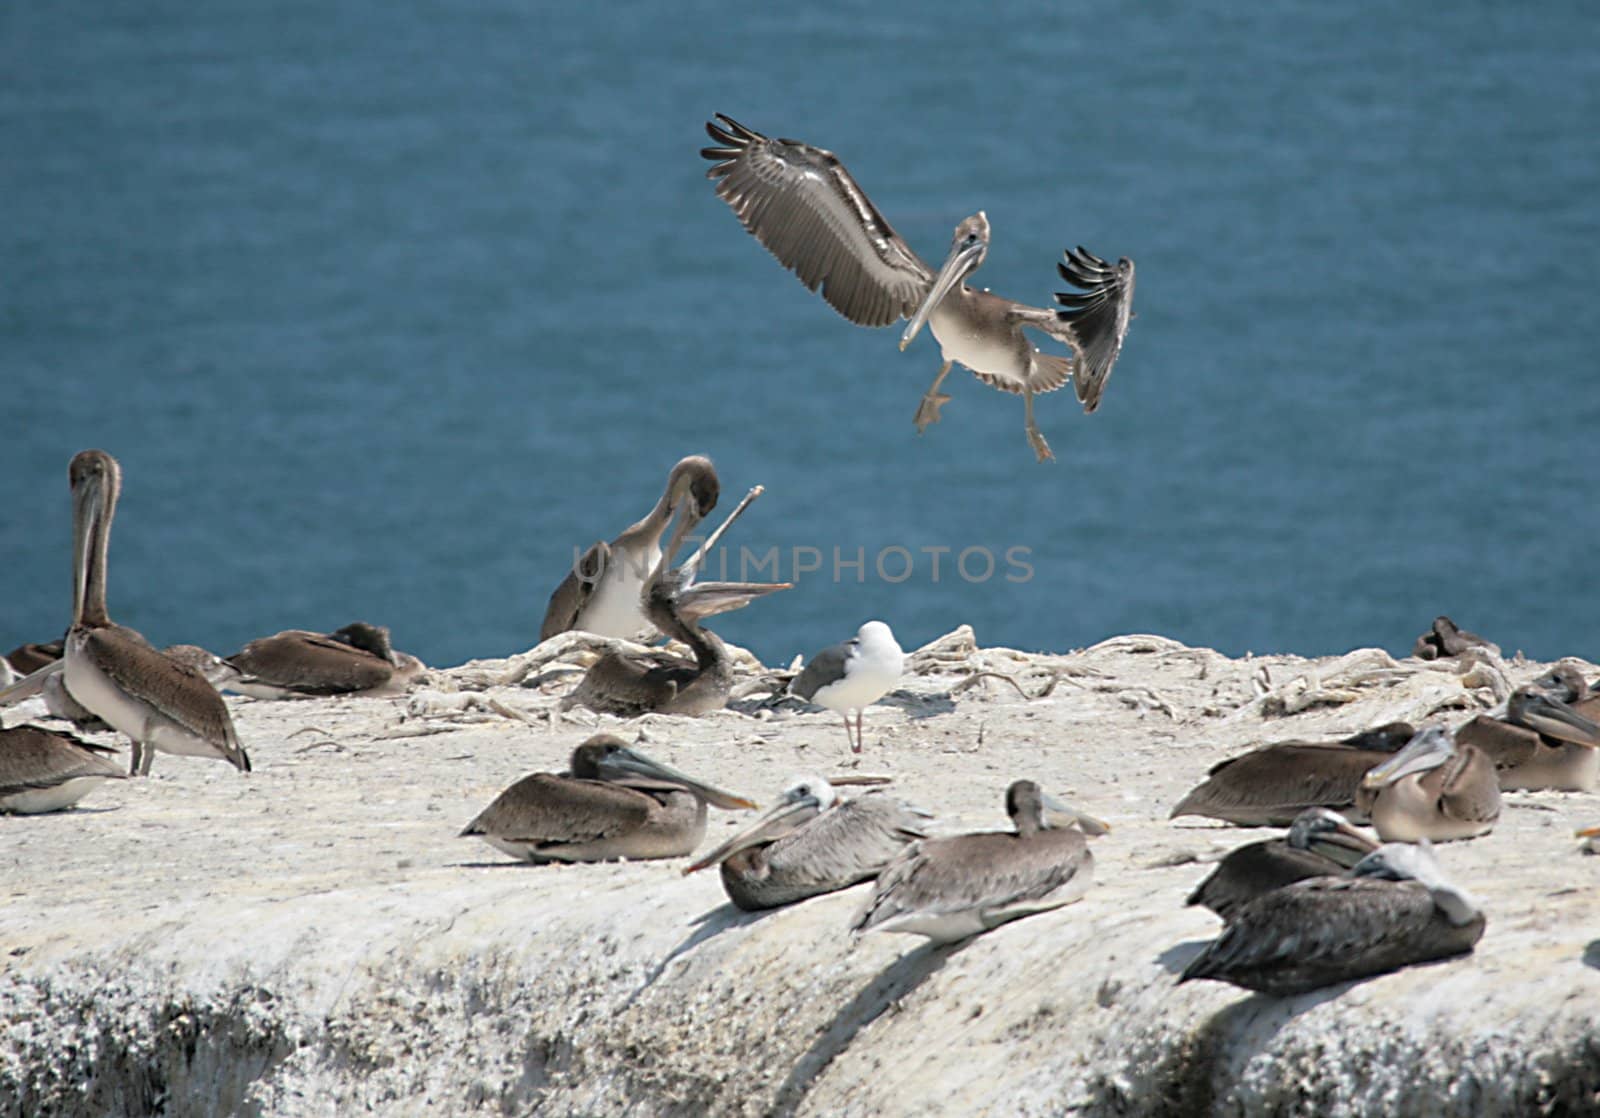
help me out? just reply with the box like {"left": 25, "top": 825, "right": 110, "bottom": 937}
{"left": 850, "top": 780, "right": 1109, "bottom": 944}
{"left": 1179, "top": 841, "right": 1486, "bottom": 996}
{"left": 682, "top": 774, "right": 931, "bottom": 910}
{"left": 1456, "top": 674, "right": 1600, "bottom": 792}
{"left": 1412, "top": 615, "right": 1499, "bottom": 660}
{"left": 4, "top": 640, "right": 62, "bottom": 675}
{"left": 701, "top": 115, "right": 1135, "bottom": 462}
{"left": 0, "top": 724, "right": 125, "bottom": 813}
{"left": 459, "top": 734, "right": 756, "bottom": 862}
{"left": 220, "top": 622, "right": 426, "bottom": 699}
{"left": 1186, "top": 808, "right": 1380, "bottom": 923}
{"left": 1168, "top": 723, "right": 1416, "bottom": 827}
{"left": 789, "top": 621, "right": 905, "bottom": 752}
{"left": 1356, "top": 727, "right": 1500, "bottom": 842}
{"left": 61, "top": 450, "right": 249, "bottom": 777}
{"left": 541, "top": 456, "right": 720, "bottom": 642}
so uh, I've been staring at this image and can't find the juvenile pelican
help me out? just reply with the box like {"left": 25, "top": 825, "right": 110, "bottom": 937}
{"left": 541, "top": 456, "right": 720, "bottom": 642}
{"left": 1168, "top": 723, "right": 1416, "bottom": 827}
{"left": 4, "top": 640, "right": 63, "bottom": 675}
{"left": 1456, "top": 676, "right": 1600, "bottom": 792}
{"left": 789, "top": 621, "right": 905, "bottom": 753}
{"left": 682, "top": 775, "right": 931, "bottom": 911}
{"left": 851, "top": 780, "right": 1109, "bottom": 944}
{"left": 459, "top": 734, "right": 756, "bottom": 862}
{"left": 1186, "top": 808, "right": 1379, "bottom": 923}
{"left": 1356, "top": 727, "right": 1500, "bottom": 842}
{"left": 1412, "top": 615, "right": 1499, "bottom": 660}
{"left": 0, "top": 724, "right": 125, "bottom": 814}
{"left": 61, "top": 451, "right": 249, "bottom": 777}
{"left": 221, "top": 622, "right": 426, "bottom": 699}
{"left": 1180, "top": 841, "right": 1486, "bottom": 996}
{"left": 701, "top": 115, "right": 1135, "bottom": 462}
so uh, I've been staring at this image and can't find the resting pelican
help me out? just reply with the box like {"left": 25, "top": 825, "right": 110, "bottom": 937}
{"left": 61, "top": 451, "right": 249, "bottom": 777}
{"left": 1168, "top": 723, "right": 1416, "bottom": 827}
{"left": 1186, "top": 808, "right": 1379, "bottom": 923}
{"left": 0, "top": 724, "right": 125, "bottom": 814}
{"left": 221, "top": 622, "right": 426, "bottom": 699}
{"left": 1455, "top": 675, "right": 1600, "bottom": 792}
{"left": 682, "top": 775, "right": 931, "bottom": 911}
{"left": 4, "top": 640, "right": 62, "bottom": 676}
{"left": 789, "top": 621, "right": 905, "bottom": 752}
{"left": 459, "top": 734, "right": 756, "bottom": 862}
{"left": 1412, "top": 615, "right": 1499, "bottom": 660}
{"left": 701, "top": 115, "right": 1135, "bottom": 462}
{"left": 1180, "top": 841, "right": 1486, "bottom": 996}
{"left": 541, "top": 456, "right": 720, "bottom": 642}
{"left": 851, "top": 780, "right": 1109, "bottom": 944}
{"left": 1356, "top": 726, "right": 1500, "bottom": 842}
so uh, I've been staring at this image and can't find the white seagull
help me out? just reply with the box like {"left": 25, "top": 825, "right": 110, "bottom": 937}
{"left": 790, "top": 621, "right": 905, "bottom": 753}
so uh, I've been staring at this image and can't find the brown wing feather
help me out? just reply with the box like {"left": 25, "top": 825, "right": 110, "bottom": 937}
{"left": 1435, "top": 746, "right": 1502, "bottom": 827}
{"left": 461, "top": 774, "right": 652, "bottom": 846}
{"left": 225, "top": 631, "right": 394, "bottom": 694}
{"left": 1171, "top": 745, "right": 1383, "bottom": 825}
{"left": 0, "top": 724, "right": 123, "bottom": 794}
{"left": 1054, "top": 247, "right": 1136, "bottom": 413}
{"left": 1454, "top": 715, "right": 1540, "bottom": 768}
{"left": 539, "top": 540, "right": 609, "bottom": 642}
{"left": 81, "top": 627, "right": 239, "bottom": 751}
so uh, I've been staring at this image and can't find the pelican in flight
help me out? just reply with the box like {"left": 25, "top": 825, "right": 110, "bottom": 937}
{"left": 1186, "top": 808, "right": 1379, "bottom": 923}
{"left": 851, "top": 780, "right": 1109, "bottom": 944}
{"left": 61, "top": 451, "right": 249, "bottom": 776}
{"left": 541, "top": 456, "right": 721, "bottom": 642}
{"left": 0, "top": 724, "right": 125, "bottom": 813}
{"left": 221, "top": 621, "right": 426, "bottom": 699}
{"left": 789, "top": 621, "right": 905, "bottom": 753}
{"left": 1180, "top": 841, "right": 1486, "bottom": 996}
{"left": 459, "top": 734, "right": 756, "bottom": 862}
{"left": 682, "top": 774, "right": 931, "bottom": 911}
{"left": 701, "top": 115, "right": 1135, "bottom": 462}
{"left": 1455, "top": 670, "right": 1599, "bottom": 792}
{"left": 1356, "top": 726, "right": 1500, "bottom": 843}
{"left": 1168, "top": 723, "right": 1416, "bottom": 827}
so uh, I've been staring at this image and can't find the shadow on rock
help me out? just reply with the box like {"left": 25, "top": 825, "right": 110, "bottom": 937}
{"left": 881, "top": 691, "right": 957, "bottom": 720}
{"left": 1156, "top": 938, "right": 1211, "bottom": 975}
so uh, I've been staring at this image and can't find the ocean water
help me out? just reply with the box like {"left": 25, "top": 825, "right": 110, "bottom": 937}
{"left": 3, "top": 2, "right": 1597, "bottom": 669}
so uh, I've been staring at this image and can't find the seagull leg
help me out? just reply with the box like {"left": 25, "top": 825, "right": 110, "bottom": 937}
{"left": 1023, "top": 386, "right": 1054, "bottom": 462}
{"left": 913, "top": 361, "right": 954, "bottom": 433}
{"left": 842, "top": 713, "right": 857, "bottom": 753}
{"left": 855, "top": 710, "right": 866, "bottom": 753}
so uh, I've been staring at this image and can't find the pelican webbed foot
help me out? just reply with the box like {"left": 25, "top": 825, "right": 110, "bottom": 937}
{"left": 913, "top": 361, "right": 955, "bottom": 434}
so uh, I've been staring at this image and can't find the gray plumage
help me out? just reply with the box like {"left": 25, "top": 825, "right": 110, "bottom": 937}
{"left": 789, "top": 642, "right": 849, "bottom": 700}
{"left": 223, "top": 622, "right": 423, "bottom": 699}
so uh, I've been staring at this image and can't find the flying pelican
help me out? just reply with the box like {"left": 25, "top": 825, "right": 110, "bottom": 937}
{"left": 850, "top": 780, "right": 1109, "bottom": 944}
{"left": 1412, "top": 615, "right": 1499, "bottom": 660}
{"left": 1179, "top": 841, "right": 1486, "bottom": 996}
{"left": 1168, "top": 723, "right": 1416, "bottom": 827}
{"left": 61, "top": 450, "right": 250, "bottom": 777}
{"left": 682, "top": 774, "right": 931, "bottom": 911}
{"left": 701, "top": 115, "right": 1135, "bottom": 462}
{"left": 1356, "top": 726, "right": 1500, "bottom": 842}
{"left": 459, "top": 733, "right": 756, "bottom": 862}
{"left": 0, "top": 724, "right": 125, "bottom": 814}
{"left": 1455, "top": 673, "right": 1599, "bottom": 792}
{"left": 789, "top": 621, "right": 905, "bottom": 752}
{"left": 220, "top": 622, "right": 426, "bottom": 699}
{"left": 541, "top": 456, "right": 720, "bottom": 642}
{"left": 1185, "top": 808, "right": 1379, "bottom": 923}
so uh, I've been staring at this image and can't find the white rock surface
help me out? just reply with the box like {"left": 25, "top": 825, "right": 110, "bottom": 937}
{"left": 3, "top": 634, "right": 1598, "bottom": 1116}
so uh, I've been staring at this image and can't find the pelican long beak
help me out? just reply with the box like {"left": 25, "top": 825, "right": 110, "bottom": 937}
{"left": 1362, "top": 729, "right": 1452, "bottom": 788}
{"left": 899, "top": 238, "right": 985, "bottom": 351}
{"left": 0, "top": 658, "right": 63, "bottom": 708}
{"left": 597, "top": 747, "right": 757, "bottom": 811}
{"left": 1306, "top": 818, "right": 1380, "bottom": 867}
{"left": 1040, "top": 791, "right": 1111, "bottom": 836}
{"left": 677, "top": 580, "right": 793, "bottom": 623}
{"left": 1512, "top": 692, "right": 1600, "bottom": 748}
{"left": 681, "top": 794, "right": 822, "bottom": 874}
{"left": 71, "top": 468, "right": 105, "bottom": 624}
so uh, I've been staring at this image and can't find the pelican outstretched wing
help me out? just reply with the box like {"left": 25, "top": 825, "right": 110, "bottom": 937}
{"left": 702, "top": 114, "right": 933, "bottom": 328}
{"left": 1055, "top": 247, "right": 1136, "bottom": 414}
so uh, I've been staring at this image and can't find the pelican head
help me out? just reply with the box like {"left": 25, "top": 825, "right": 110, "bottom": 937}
{"left": 570, "top": 735, "right": 757, "bottom": 811}
{"left": 681, "top": 774, "right": 838, "bottom": 874}
{"left": 1007, "top": 779, "right": 1111, "bottom": 838}
{"left": 665, "top": 456, "right": 720, "bottom": 521}
{"left": 330, "top": 621, "right": 399, "bottom": 665}
{"left": 1351, "top": 840, "right": 1482, "bottom": 926}
{"left": 1285, "top": 807, "right": 1378, "bottom": 866}
{"left": 1361, "top": 726, "right": 1455, "bottom": 789}
{"left": 1507, "top": 686, "right": 1600, "bottom": 748}
{"left": 69, "top": 449, "right": 122, "bottom": 626}
{"left": 900, "top": 211, "right": 991, "bottom": 351}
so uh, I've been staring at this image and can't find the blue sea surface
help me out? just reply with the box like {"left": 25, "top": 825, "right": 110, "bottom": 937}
{"left": 3, "top": 2, "right": 1597, "bottom": 668}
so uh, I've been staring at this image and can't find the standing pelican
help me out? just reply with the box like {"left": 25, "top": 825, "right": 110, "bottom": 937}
{"left": 459, "top": 734, "right": 756, "bottom": 862}
{"left": 682, "top": 775, "right": 931, "bottom": 910}
{"left": 701, "top": 115, "right": 1135, "bottom": 462}
{"left": 1179, "top": 841, "right": 1486, "bottom": 996}
{"left": 1169, "top": 723, "right": 1416, "bottom": 827}
{"left": 1356, "top": 727, "right": 1500, "bottom": 842}
{"left": 789, "top": 621, "right": 905, "bottom": 752}
{"left": 1186, "top": 808, "right": 1379, "bottom": 923}
{"left": 61, "top": 450, "right": 249, "bottom": 776}
{"left": 851, "top": 780, "right": 1109, "bottom": 944}
{"left": 541, "top": 456, "right": 720, "bottom": 641}
{"left": 1456, "top": 675, "right": 1600, "bottom": 792}
{"left": 220, "top": 622, "right": 426, "bottom": 699}
{"left": 0, "top": 724, "right": 125, "bottom": 814}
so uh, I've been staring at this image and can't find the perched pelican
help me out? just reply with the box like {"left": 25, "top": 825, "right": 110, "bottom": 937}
{"left": 789, "top": 621, "right": 905, "bottom": 753}
{"left": 541, "top": 456, "right": 720, "bottom": 642}
{"left": 701, "top": 115, "right": 1135, "bottom": 462}
{"left": 851, "top": 780, "right": 1109, "bottom": 944}
{"left": 4, "top": 640, "right": 63, "bottom": 675}
{"left": 682, "top": 774, "right": 931, "bottom": 910}
{"left": 221, "top": 622, "right": 426, "bottom": 699}
{"left": 0, "top": 724, "right": 125, "bottom": 814}
{"left": 1456, "top": 676, "right": 1600, "bottom": 792}
{"left": 1179, "top": 841, "right": 1486, "bottom": 996}
{"left": 1412, "top": 615, "right": 1499, "bottom": 660}
{"left": 1186, "top": 808, "right": 1379, "bottom": 923}
{"left": 459, "top": 734, "right": 756, "bottom": 862}
{"left": 1169, "top": 723, "right": 1416, "bottom": 827}
{"left": 61, "top": 450, "right": 249, "bottom": 777}
{"left": 1356, "top": 727, "right": 1500, "bottom": 842}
